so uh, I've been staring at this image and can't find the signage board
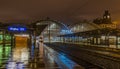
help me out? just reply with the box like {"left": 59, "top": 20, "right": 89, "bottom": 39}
{"left": 8, "top": 26, "right": 27, "bottom": 32}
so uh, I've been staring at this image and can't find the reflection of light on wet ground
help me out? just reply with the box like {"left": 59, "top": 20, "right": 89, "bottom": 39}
{"left": 7, "top": 61, "right": 24, "bottom": 69}
{"left": 44, "top": 45, "right": 81, "bottom": 69}
{"left": 7, "top": 61, "right": 17, "bottom": 69}
{"left": 21, "top": 48, "right": 29, "bottom": 64}
{"left": 0, "top": 46, "right": 11, "bottom": 67}
{"left": 7, "top": 47, "right": 29, "bottom": 69}
{"left": 58, "top": 53, "right": 76, "bottom": 69}
{"left": 31, "top": 45, "right": 35, "bottom": 59}
{"left": 13, "top": 47, "right": 29, "bottom": 63}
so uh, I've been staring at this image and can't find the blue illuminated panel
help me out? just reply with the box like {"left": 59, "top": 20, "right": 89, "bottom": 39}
{"left": 8, "top": 26, "right": 27, "bottom": 32}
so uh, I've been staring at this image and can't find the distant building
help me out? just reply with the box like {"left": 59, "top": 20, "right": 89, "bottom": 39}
{"left": 102, "top": 10, "right": 111, "bottom": 23}
{"left": 93, "top": 10, "right": 117, "bottom": 29}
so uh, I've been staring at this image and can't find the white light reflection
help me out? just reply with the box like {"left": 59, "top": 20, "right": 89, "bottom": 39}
{"left": 7, "top": 61, "right": 17, "bottom": 69}
{"left": 44, "top": 45, "right": 80, "bottom": 69}
{"left": 21, "top": 48, "right": 29, "bottom": 64}
{"left": 7, "top": 48, "right": 29, "bottom": 69}
{"left": 13, "top": 48, "right": 29, "bottom": 63}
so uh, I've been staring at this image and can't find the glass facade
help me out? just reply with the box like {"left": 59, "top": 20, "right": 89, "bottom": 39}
{"left": 40, "top": 20, "right": 71, "bottom": 42}
{"left": 70, "top": 22, "right": 99, "bottom": 33}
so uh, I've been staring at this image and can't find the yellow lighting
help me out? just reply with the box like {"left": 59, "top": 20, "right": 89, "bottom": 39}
{"left": 113, "top": 21, "right": 118, "bottom": 24}
{"left": 15, "top": 36, "right": 28, "bottom": 48}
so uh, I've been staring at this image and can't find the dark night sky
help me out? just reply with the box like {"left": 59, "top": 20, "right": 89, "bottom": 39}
{"left": 0, "top": 0, "right": 120, "bottom": 24}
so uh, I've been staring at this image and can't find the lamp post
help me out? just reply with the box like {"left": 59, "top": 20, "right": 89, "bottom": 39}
{"left": 48, "top": 22, "right": 51, "bottom": 43}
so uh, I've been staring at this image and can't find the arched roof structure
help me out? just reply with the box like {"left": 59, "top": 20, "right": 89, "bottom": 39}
{"left": 36, "top": 19, "right": 71, "bottom": 42}
{"left": 70, "top": 22, "right": 100, "bottom": 33}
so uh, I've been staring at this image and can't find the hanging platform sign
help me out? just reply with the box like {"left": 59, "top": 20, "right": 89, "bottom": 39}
{"left": 8, "top": 26, "right": 27, "bottom": 32}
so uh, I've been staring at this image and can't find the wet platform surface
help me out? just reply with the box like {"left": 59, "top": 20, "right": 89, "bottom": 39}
{"left": 0, "top": 45, "right": 60, "bottom": 69}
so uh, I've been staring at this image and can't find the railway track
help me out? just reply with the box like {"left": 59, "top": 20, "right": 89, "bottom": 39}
{"left": 45, "top": 43, "right": 103, "bottom": 69}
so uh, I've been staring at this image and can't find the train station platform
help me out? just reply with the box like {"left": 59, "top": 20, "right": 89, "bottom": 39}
{"left": 0, "top": 18, "right": 120, "bottom": 69}
{"left": 0, "top": 45, "right": 60, "bottom": 69}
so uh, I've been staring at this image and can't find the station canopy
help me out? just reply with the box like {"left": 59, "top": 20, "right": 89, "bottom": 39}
{"left": 70, "top": 22, "right": 100, "bottom": 33}
{"left": 37, "top": 20, "right": 71, "bottom": 42}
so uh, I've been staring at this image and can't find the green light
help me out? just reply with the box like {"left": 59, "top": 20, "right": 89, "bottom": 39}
{"left": 0, "top": 46, "right": 3, "bottom": 53}
{"left": 0, "top": 35, "right": 3, "bottom": 43}
{"left": 0, "top": 46, "right": 3, "bottom": 66}
{"left": 4, "top": 46, "right": 11, "bottom": 58}
{"left": 5, "top": 35, "right": 11, "bottom": 40}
